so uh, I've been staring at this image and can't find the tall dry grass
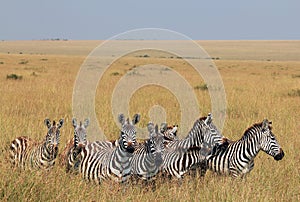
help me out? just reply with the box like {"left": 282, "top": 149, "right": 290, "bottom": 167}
{"left": 0, "top": 41, "right": 299, "bottom": 201}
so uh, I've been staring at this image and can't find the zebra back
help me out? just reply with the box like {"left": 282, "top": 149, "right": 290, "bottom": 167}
{"left": 9, "top": 118, "right": 64, "bottom": 170}
{"left": 207, "top": 119, "right": 285, "bottom": 178}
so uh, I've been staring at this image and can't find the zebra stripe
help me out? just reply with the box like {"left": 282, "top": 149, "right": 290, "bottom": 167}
{"left": 207, "top": 119, "right": 285, "bottom": 178}
{"left": 162, "top": 113, "right": 224, "bottom": 178}
{"left": 9, "top": 119, "right": 64, "bottom": 170}
{"left": 74, "top": 114, "right": 140, "bottom": 183}
{"left": 60, "top": 118, "right": 89, "bottom": 172}
{"left": 130, "top": 123, "right": 165, "bottom": 181}
{"left": 160, "top": 123, "right": 178, "bottom": 143}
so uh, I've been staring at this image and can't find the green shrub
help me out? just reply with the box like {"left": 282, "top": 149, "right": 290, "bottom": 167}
{"left": 288, "top": 89, "right": 300, "bottom": 97}
{"left": 6, "top": 74, "right": 23, "bottom": 80}
{"left": 194, "top": 84, "right": 208, "bottom": 91}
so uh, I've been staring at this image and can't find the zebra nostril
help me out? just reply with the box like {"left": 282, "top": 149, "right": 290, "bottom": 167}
{"left": 274, "top": 149, "right": 284, "bottom": 161}
{"left": 78, "top": 143, "right": 85, "bottom": 148}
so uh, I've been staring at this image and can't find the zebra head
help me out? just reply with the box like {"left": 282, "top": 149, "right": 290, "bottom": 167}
{"left": 65, "top": 118, "right": 89, "bottom": 173}
{"left": 199, "top": 113, "right": 224, "bottom": 157}
{"left": 160, "top": 123, "right": 178, "bottom": 142}
{"left": 203, "top": 113, "right": 224, "bottom": 147}
{"left": 44, "top": 118, "right": 64, "bottom": 157}
{"left": 72, "top": 118, "right": 89, "bottom": 148}
{"left": 148, "top": 123, "right": 165, "bottom": 168}
{"left": 118, "top": 113, "right": 140, "bottom": 153}
{"left": 260, "top": 119, "right": 284, "bottom": 161}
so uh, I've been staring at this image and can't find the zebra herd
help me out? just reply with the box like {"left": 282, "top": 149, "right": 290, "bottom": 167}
{"left": 9, "top": 113, "right": 285, "bottom": 185}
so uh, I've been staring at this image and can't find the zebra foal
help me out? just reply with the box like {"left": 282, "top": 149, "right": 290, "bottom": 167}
{"left": 130, "top": 122, "right": 165, "bottom": 181}
{"left": 9, "top": 118, "right": 64, "bottom": 170}
{"left": 59, "top": 118, "right": 89, "bottom": 173}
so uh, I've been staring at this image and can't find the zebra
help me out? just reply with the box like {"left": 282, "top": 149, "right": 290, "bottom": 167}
{"left": 160, "top": 123, "right": 178, "bottom": 144}
{"left": 130, "top": 122, "right": 165, "bottom": 181}
{"left": 206, "top": 119, "right": 285, "bottom": 178}
{"left": 162, "top": 113, "right": 224, "bottom": 178}
{"left": 9, "top": 118, "right": 64, "bottom": 170}
{"left": 59, "top": 118, "right": 89, "bottom": 173}
{"left": 74, "top": 113, "right": 140, "bottom": 184}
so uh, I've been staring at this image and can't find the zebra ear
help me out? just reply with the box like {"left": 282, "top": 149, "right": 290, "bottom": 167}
{"left": 118, "top": 114, "right": 125, "bottom": 125}
{"left": 154, "top": 124, "right": 159, "bottom": 135}
{"left": 72, "top": 118, "right": 77, "bottom": 128}
{"left": 84, "top": 118, "right": 90, "bottom": 128}
{"left": 147, "top": 122, "right": 155, "bottom": 134}
{"left": 132, "top": 114, "right": 140, "bottom": 125}
{"left": 58, "top": 119, "right": 64, "bottom": 129}
{"left": 160, "top": 123, "right": 167, "bottom": 133}
{"left": 205, "top": 113, "right": 213, "bottom": 125}
{"left": 262, "top": 119, "right": 269, "bottom": 131}
{"left": 44, "top": 118, "right": 51, "bottom": 129}
{"left": 171, "top": 125, "right": 178, "bottom": 134}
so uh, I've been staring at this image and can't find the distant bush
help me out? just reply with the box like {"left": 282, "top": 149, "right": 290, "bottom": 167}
{"left": 19, "top": 60, "right": 28, "bottom": 64}
{"left": 292, "top": 74, "right": 300, "bottom": 78}
{"left": 288, "top": 89, "right": 300, "bottom": 97}
{"left": 138, "top": 54, "right": 150, "bottom": 58}
{"left": 6, "top": 74, "right": 23, "bottom": 80}
{"left": 0, "top": 61, "right": 4, "bottom": 64}
{"left": 111, "top": 72, "right": 120, "bottom": 76}
{"left": 194, "top": 84, "right": 208, "bottom": 91}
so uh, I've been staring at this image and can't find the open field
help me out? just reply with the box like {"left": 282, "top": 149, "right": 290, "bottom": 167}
{"left": 0, "top": 40, "right": 299, "bottom": 201}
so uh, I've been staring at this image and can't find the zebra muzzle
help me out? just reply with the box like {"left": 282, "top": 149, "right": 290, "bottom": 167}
{"left": 126, "top": 142, "right": 135, "bottom": 153}
{"left": 155, "top": 153, "right": 163, "bottom": 168}
{"left": 274, "top": 148, "right": 284, "bottom": 161}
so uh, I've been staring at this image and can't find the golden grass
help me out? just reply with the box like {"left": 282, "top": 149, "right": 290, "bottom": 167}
{"left": 0, "top": 40, "right": 299, "bottom": 201}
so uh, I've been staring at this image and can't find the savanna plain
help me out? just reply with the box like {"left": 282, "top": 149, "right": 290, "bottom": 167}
{"left": 0, "top": 40, "right": 299, "bottom": 201}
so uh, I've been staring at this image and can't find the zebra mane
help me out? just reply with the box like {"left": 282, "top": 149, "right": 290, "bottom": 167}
{"left": 242, "top": 121, "right": 272, "bottom": 140}
{"left": 186, "top": 117, "right": 207, "bottom": 139}
{"left": 199, "top": 116, "right": 207, "bottom": 121}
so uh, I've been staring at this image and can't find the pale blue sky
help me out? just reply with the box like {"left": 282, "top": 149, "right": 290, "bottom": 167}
{"left": 0, "top": 0, "right": 299, "bottom": 40}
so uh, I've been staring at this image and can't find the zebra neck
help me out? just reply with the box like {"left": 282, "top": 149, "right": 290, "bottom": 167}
{"left": 145, "top": 141, "right": 155, "bottom": 160}
{"left": 108, "top": 144, "right": 133, "bottom": 182}
{"left": 185, "top": 123, "right": 204, "bottom": 147}
{"left": 42, "top": 143, "right": 56, "bottom": 160}
{"left": 238, "top": 131, "right": 262, "bottom": 160}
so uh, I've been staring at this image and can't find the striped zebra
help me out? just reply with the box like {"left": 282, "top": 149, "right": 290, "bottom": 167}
{"left": 60, "top": 118, "right": 89, "bottom": 173}
{"left": 130, "top": 122, "right": 165, "bottom": 181}
{"left": 160, "top": 123, "right": 178, "bottom": 144}
{"left": 207, "top": 119, "right": 285, "bottom": 178}
{"left": 162, "top": 113, "right": 224, "bottom": 178}
{"left": 74, "top": 113, "right": 140, "bottom": 183}
{"left": 9, "top": 118, "right": 64, "bottom": 170}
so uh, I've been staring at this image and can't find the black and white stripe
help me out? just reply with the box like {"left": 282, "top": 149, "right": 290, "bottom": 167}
{"left": 130, "top": 122, "right": 165, "bottom": 181}
{"left": 63, "top": 118, "right": 89, "bottom": 173}
{"left": 207, "top": 119, "right": 285, "bottom": 178}
{"left": 162, "top": 113, "right": 224, "bottom": 178}
{"left": 74, "top": 114, "right": 140, "bottom": 183}
{"left": 9, "top": 119, "right": 64, "bottom": 170}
